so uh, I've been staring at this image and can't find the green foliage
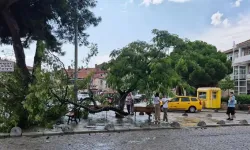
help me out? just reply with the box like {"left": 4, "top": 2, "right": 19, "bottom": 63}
{"left": 0, "top": 0, "right": 101, "bottom": 49}
{"left": 235, "top": 95, "right": 250, "bottom": 104}
{"left": 222, "top": 95, "right": 250, "bottom": 104}
{"left": 219, "top": 76, "right": 234, "bottom": 96}
{"left": 24, "top": 69, "right": 68, "bottom": 127}
{"left": 0, "top": 69, "right": 29, "bottom": 132}
{"left": 153, "top": 29, "right": 232, "bottom": 89}
{"left": 221, "top": 96, "right": 229, "bottom": 103}
{"left": 105, "top": 41, "right": 177, "bottom": 95}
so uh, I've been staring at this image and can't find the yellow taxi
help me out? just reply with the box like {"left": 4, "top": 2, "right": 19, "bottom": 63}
{"left": 160, "top": 96, "right": 202, "bottom": 113}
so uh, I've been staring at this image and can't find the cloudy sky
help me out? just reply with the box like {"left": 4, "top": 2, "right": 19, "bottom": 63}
{"left": 1, "top": 0, "right": 250, "bottom": 68}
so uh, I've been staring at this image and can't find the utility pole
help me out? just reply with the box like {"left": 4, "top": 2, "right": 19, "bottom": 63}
{"left": 74, "top": 0, "right": 78, "bottom": 102}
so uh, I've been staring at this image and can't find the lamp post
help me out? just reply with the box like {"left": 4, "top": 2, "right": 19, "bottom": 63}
{"left": 74, "top": 1, "right": 78, "bottom": 102}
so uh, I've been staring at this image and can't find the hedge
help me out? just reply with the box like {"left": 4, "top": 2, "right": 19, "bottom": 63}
{"left": 222, "top": 94, "right": 250, "bottom": 104}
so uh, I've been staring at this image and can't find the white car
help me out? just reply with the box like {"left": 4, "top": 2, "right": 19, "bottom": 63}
{"left": 77, "top": 92, "right": 89, "bottom": 101}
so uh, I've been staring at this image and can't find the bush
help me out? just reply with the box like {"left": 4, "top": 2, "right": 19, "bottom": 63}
{"left": 222, "top": 95, "right": 250, "bottom": 104}
{"left": 221, "top": 96, "right": 229, "bottom": 103}
{"left": 235, "top": 94, "right": 250, "bottom": 104}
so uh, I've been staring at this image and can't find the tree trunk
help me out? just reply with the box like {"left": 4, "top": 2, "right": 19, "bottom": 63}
{"left": 2, "top": 9, "right": 30, "bottom": 86}
{"left": 32, "top": 40, "right": 45, "bottom": 81}
{"left": 115, "top": 91, "right": 129, "bottom": 118}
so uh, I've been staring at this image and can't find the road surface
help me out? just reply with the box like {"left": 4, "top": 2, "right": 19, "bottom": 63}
{"left": 1, "top": 126, "right": 250, "bottom": 150}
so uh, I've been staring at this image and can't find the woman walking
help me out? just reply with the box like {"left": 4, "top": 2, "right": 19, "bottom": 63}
{"left": 154, "top": 93, "right": 161, "bottom": 124}
{"left": 125, "top": 93, "right": 133, "bottom": 114}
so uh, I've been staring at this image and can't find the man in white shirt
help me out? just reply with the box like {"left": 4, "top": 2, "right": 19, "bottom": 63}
{"left": 154, "top": 93, "right": 160, "bottom": 124}
{"left": 162, "top": 95, "right": 169, "bottom": 122}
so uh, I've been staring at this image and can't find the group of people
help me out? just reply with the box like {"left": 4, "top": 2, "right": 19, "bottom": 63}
{"left": 125, "top": 92, "right": 169, "bottom": 123}
{"left": 125, "top": 91, "right": 237, "bottom": 124}
{"left": 154, "top": 93, "right": 169, "bottom": 124}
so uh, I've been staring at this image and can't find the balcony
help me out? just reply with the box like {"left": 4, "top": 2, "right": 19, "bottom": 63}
{"left": 233, "top": 55, "right": 250, "bottom": 65}
{"left": 234, "top": 74, "right": 246, "bottom": 80}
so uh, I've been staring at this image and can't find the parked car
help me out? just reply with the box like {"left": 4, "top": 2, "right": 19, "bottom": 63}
{"left": 133, "top": 94, "right": 146, "bottom": 103}
{"left": 160, "top": 96, "right": 202, "bottom": 113}
{"left": 78, "top": 92, "right": 89, "bottom": 101}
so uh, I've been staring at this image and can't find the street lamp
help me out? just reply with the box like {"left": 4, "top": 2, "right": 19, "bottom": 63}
{"left": 74, "top": 1, "right": 78, "bottom": 102}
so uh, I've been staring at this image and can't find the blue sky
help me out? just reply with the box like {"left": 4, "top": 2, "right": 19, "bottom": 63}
{"left": 1, "top": 0, "right": 250, "bottom": 68}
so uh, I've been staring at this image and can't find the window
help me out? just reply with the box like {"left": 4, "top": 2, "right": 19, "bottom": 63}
{"left": 198, "top": 92, "right": 207, "bottom": 99}
{"left": 191, "top": 98, "right": 198, "bottom": 101}
{"left": 181, "top": 97, "right": 190, "bottom": 102}
{"left": 212, "top": 92, "right": 216, "bottom": 99}
{"left": 171, "top": 97, "right": 179, "bottom": 102}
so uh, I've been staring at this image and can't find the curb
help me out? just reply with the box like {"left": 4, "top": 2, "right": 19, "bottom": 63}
{"left": 0, "top": 124, "right": 249, "bottom": 139}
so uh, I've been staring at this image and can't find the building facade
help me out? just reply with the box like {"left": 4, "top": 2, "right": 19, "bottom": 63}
{"left": 223, "top": 40, "right": 250, "bottom": 95}
{"left": 66, "top": 64, "right": 114, "bottom": 93}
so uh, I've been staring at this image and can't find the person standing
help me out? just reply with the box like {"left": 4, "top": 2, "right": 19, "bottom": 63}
{"left": 154, "top": 93, "right": 161, "bottom": 124}
{"left": 227, "top": 92, "right": 236, "bottom": 120}
{"left": 162, "top": 95, "right": 169, "bottom": 122}
{"left": 130, "top": 93, "right": 134, "bottom": 115}
{"left": 125, "top": 93, "right": 132, "bottom": 114}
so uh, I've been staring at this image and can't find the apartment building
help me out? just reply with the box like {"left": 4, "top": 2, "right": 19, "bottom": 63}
{"left": 223, "top": 39, "right": 250, "bottom": 95}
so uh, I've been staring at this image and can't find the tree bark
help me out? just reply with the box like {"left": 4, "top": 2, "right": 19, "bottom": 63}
{"left": 115, "top": 90, "right": 130, "bottom": 118}
{"left": 2, "top": 9, "right": 30, "bottom": 86}
{"left": 32, "top": 40, "right": 45, "bottom": 81}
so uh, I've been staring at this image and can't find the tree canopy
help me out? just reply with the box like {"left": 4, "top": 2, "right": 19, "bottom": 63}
{"left": 104, "top": 40, "right": 178, "bottom": 110}
{"left": 105, "top": 29, "right": 232, "bottom": 101}
{"left": 0, "top": 0, "right": 101, "bottom": 85}
{"left": 152, "top": 29, "right": 232, "bottom": 90}
{"left": 219, "top": 75, "right": 235, "bottom": 96}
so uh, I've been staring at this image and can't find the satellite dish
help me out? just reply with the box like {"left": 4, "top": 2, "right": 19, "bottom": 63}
{"left": 10, "top": 127, "right": 22, "bottom": 137}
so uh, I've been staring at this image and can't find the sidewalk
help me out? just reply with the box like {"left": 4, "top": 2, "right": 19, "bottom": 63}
{"left": 1, "top": 106, "right": 250, "bottom": 138}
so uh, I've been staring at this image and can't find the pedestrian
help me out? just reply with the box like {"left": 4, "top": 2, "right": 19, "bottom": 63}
{"left": 125, "top": 93, "right": 132, "bottom": 114}
{"left": 227, "top": 92, "right": 236, "bottom": 120}
{"left": 130, "top": 93, "right": 135, "bottom": 115}
{"left": 154, "top": 92, "right": 161, "bottom": 124}
{"left": 162, "top": 95, "right": 169, "bottom": 122}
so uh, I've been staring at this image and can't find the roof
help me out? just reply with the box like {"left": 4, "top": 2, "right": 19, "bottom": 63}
{"left": 66, "top": 68, "right": 96, "bottom": 79}
{"left": 223, "top": 39, "right": 250, "bottom": 54}
{"left": 197, "top": 87, "right": 221, "bottom": 91}
{"left": 66, "top": 67, "right": 107, "bottom": 79}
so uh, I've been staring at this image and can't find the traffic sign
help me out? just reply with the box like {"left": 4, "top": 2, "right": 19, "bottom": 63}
{"left": 0, "top": 60, "right": 14, "bottom": 72}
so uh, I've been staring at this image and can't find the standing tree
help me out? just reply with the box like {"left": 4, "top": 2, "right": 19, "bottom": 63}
{"left": 0, "top": 0, "right": 101, "bottom": 86}
{"left": 0, "top": 0, "right": 101, "bottom": 129}
{"left": 219, "top": 75, "right": 235, "bottom": 97}
{"left": 152, "top": 29, "right": 232, "bottom": 92}
{"left": 104, "top": 40, "right": 178, "bottom": 117}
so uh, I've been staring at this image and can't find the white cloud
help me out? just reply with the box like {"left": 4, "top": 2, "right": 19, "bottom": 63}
{"left": 168, "top": 0, "right": 191, "bottom": 3}
{"left": 122, "top": 0, "right": 134, "bottom": 12}
{"left": 211, "top": 11, "right": 223, "bottom": 26}
{"left": 222, "top": 18, "right": 231, "bottom": 27}
{"left": 193, "top": 13, "right": 250, "bottom": 51}
{"left": 211, "top": 12, "right": 231, "bottom": 28}
{"left": 141, "top": 0, "right": 164, "bottom": 6}
{"left": 235, "top": 0, "right": 242, "bottom": 7}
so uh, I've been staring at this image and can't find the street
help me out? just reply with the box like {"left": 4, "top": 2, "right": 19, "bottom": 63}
{"left": 1, "top": 126, "right": 250, "bottom": 150}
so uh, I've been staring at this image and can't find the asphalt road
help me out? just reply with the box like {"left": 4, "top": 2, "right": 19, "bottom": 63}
{"left": 1, "top": 127, "right": 250, "bottom": 150}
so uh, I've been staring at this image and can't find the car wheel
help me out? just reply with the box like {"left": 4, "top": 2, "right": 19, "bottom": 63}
{"left": 189, "top": 106, "right": 196, "bottom": 113}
